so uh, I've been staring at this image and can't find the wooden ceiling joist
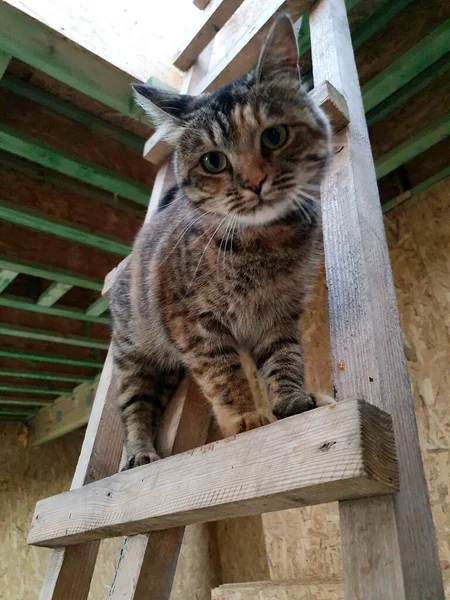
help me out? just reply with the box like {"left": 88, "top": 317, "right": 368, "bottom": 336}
{"left": 0, "top": 384, "right": 68, "bottom": 396}
{"left": 0, "top": 76, "right": 144, "bottom": 152}
{"left": 0, "top": 125, "right": 151, "bottom": 205}
{"left": 0, "top": 349, "right": 103, "bottom": 369}
{"left": 0, "top": 258, "right": 103, "bottom": 292}
{"left": 376, "top": 115, "right": 450, "bottom": 179}
{"left": 0, "top": 268, "right": 18, "bottom": 293}
{"left": 174, "top": 0, "right": 245, "bottom": 71}
{"left": 0, "top": 398, "right": 52, "bottom": 406}
{"left": 362, "top": 20, "right": 449, "bottom": 112}
{"left": 0, "top": 296, "right": 109, "bottom": 325}
{"left": 0, "top": 323, "right": 109, "bottom": 350}
{"left": 0, "top": 370, "right": 92, "bottom": 384}
{"left": 0, "top": 199, "right": 131, "bottom": 256}
{"left": 37, "top": 283, "right": 73, "bottom": 308}
{"left": 0, "top": 2, "right": 147, "bottom": 119}
{"left": 366, "top": 53, "right": 450, "bottom": 126}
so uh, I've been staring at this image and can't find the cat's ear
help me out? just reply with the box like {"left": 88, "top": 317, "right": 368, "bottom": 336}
{"left": 132, "top": 84, "right": 193, "bottom": 142}
{"left": 255, "top": 13, "right": 300, "bottom": 84}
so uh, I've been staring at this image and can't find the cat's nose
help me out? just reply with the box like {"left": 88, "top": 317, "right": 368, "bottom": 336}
{"left": 243, "top": 173, "right": 266, "bottom": 195}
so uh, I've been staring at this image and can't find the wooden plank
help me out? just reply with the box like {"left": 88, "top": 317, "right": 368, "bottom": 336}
{"left": 0, "top": 257, "right": 103, "bottom": 292}
{"left": 309, "top": 81, "right": 349, "bottom": 133}
{"left": 174, "top": 0, "right": 245, "bottom": 71}
{"left": 0, "top": 370, "right": 92, "bottom": 384}
{"left": 27, "top": 377, "right": 100, "bottom": 446}
{"left": 28, "top": 399, "right": 398, "bottom": 547}
{"left": 85, "top": 297, "right": 109, "bottom": 317}
{"left": 0, "top": 76, "right": 144, "bottom": 152}
{"left": 351, "top": 0, "right": 413, "bottom": 51}
{"left": 0, "top": 48, "right": 10, "bottom": 79}
{"left": 0, "top": 384, "right": 68, "bottom": 395}
{"left": 0, "top": 408, "right": 36, "bottom": 418}
{"left": 366, "top": 53, "right": 450, "bottom": 126}
{"left": 0, "top": 125, "right": 151, "bottom": 205}
{"left": 0, "top": 349, "right": 103, "bottom": 368}
{"left": 375, "top": 116, "right": 450, "bottom": 179}
{"left": 0, "top": 323, "right": 109, "bottom": 350}
{"left": 0, "top": 295, "right": 109, "bottom": 325}
{"left": 108, "top": 379, "right": 211, "bottom": 600}
{"left": 0, "top": 2, "right": 145, "bottom": 119}
{"left": 37, "top": 283, "right": 73, "bottom": 308}
{"left": 37, "top": 349, "right": 122, "bottom": 599}
{"left": 0, "top": 268, "right": 18, "bottom": 293}
{"left": 309, "top": 1, "right": 444, "bottom": 598}
{"left": 0, "top": 198, "right": 131, "bottom": 256}
{"left": 0, "top": 398, "right": 51, "bottom": 406}
{"left": 362, "top": 20, "right": 450, "bottom": 112}
{"left": 382, "top": 166, "right": 450, "bottom": 214}
{"left": 193, "top": 0, "right": 211, "bottom": 9}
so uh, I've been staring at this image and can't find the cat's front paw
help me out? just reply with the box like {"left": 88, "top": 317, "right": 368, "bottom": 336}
{"left": 121, "top": 450, "right": 161, "bottom": 471}
{"left": 273, "top": 392, "right": 336, "bottom": 419}
{"left": 220, "top": 411, "right": 275, "bottom": 438}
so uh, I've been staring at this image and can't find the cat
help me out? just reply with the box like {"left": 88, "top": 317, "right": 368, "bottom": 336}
{"left": 110, "top": 13, "right": 335, "bottom": 470}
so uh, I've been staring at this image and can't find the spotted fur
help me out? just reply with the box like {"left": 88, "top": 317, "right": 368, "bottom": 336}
{"left": 111, "top": 14, "right": 335, "bottom": 469}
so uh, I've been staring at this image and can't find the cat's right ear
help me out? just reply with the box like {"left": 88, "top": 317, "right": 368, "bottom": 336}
{"left": 132, "top": 85, "right": 194, "bottom": 142}
{"left": 255, "top": 13, "right": 300, "bottom": 84}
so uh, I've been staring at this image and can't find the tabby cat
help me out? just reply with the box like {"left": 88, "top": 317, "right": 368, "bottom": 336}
{"left": 111, "top": 14, "right": 335, "bottom": 470}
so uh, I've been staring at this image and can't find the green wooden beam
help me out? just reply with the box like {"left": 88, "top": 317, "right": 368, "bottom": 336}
{"left": 0, "top": 257, "right": 102, "bottom": 292}
{"left": 0, "top": 348, "right": 103, "bottom": 368}
{"left": 0, "top": 268, "right": 18, "bottom": 293}
{"left": 0, "top": 76, "right": 144, "bottom": 152}
{"left": 85, "top": 297, "right": 109, "bottom": 317}
{"left": 0, "top": 384, "right": 69, "bottom": 395}
{"left": 375, "top": 116, "right": 450, "bottom": 179}
{"left": 351, "top": 0, "right": 413, "bottom": 51}
{"left": 0, "top": 323, "right": 109, "bottom": 350}
{"left": 0, "top": 198, "right": 131, "bottom": 256}
{"left": 0, "top": 370, "right": 93, "bottom": 383}
{"left": 0, "top": 2, "right": 148, "bottom": 120}
{"left": 0, "top": 153, "right": 146, "bottom": 217}
{"left": 0, "top": 409, "right": 36, "bottom": 418}
{"left": 0, "top": 125, "right": 151, "bottom": 205}
{"left": 362, "top": 20, "right": 450, "bottom": 112}
{"left": 382, "top": 166, "right": 450, "bottom": 214}
{"left": 0, "top": 295, "right": 109, "bottom": 325}
{"left": 366, "top": 54, "right": 450, "bottom": 126}
{"left": 0, "top": 398, "right": 50, "bottom": 406}
{"left": 37, "top": 283, "right": 73, "bottom": 307}
{"left": 0, "top": 48, "right": 11, "bottom": 79}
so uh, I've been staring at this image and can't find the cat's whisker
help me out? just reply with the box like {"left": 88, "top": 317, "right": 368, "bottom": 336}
{"left": 297, "top": 189, "right": 319, "bottom": 203}
{"left": 164, "top": 214, "right": 205, "bottom": 260}
{"left": 190, "top": 215, "right": 229, "bottom": 287}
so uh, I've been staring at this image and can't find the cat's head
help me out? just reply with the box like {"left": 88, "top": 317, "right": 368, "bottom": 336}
{"left": 133, "top": 14, "right": 331, "bottom": 226}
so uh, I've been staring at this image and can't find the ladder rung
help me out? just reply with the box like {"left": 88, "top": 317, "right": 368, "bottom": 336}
{"left": 28, "top": 399, "right": 398, "bottom": 548}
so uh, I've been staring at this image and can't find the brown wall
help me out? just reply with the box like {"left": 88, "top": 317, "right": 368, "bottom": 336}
{"left": 0, "top": 178, "right": 448, "bottom": 599}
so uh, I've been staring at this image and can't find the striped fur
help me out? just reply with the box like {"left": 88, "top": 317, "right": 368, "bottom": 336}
{"left": 111, "top": 14, "right": 335, "bottom": 469}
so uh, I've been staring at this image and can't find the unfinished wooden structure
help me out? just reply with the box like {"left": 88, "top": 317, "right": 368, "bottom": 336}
{"left": 19, "top": 0, "right": 446, "bottom": 598}
{"left": 0, "top": 0, "right": 448, "bottom": 436}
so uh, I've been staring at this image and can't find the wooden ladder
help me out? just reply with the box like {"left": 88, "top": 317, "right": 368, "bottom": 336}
{"left": 28, "top": 1, "right": 444, "bottom": 599}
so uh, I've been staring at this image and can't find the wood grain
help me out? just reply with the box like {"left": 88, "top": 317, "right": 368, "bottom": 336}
{"left": 38, "top": 349, "right": 123, "bottom": 600}
{"left": 174, "top": 0, "right": 245, "bottom": 71}
{"left": 309, "top": 0, "right": 444, "bottom": 598}
{"left": 28, "top": 400, "right": 398, "bottom": 547}
{"left": 108, "top": 379, "right": 211, "bottom": 600}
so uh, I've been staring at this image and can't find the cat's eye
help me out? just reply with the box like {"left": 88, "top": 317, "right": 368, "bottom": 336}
{"left": 201, "top": 151, "right": 228, "bottom": 174}
{"left": 261, "top": 125, "right": 288, "bottom": 150}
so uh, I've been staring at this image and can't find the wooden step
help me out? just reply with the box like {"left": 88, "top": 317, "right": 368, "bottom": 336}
{"left": 212, "top": 581, "right": 343, "bottom": 600}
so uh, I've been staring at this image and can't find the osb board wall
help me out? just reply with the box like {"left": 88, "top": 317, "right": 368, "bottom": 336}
{"left": 0, "top": 179, "right": 448, "bottom": 599}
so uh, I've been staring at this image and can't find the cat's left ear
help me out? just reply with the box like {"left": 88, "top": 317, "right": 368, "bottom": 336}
{"left": 255, "top": 13, "right": 300, "bottom": 84}
{"left": 132, "top": 85, "right": 194, "bottom": 142}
